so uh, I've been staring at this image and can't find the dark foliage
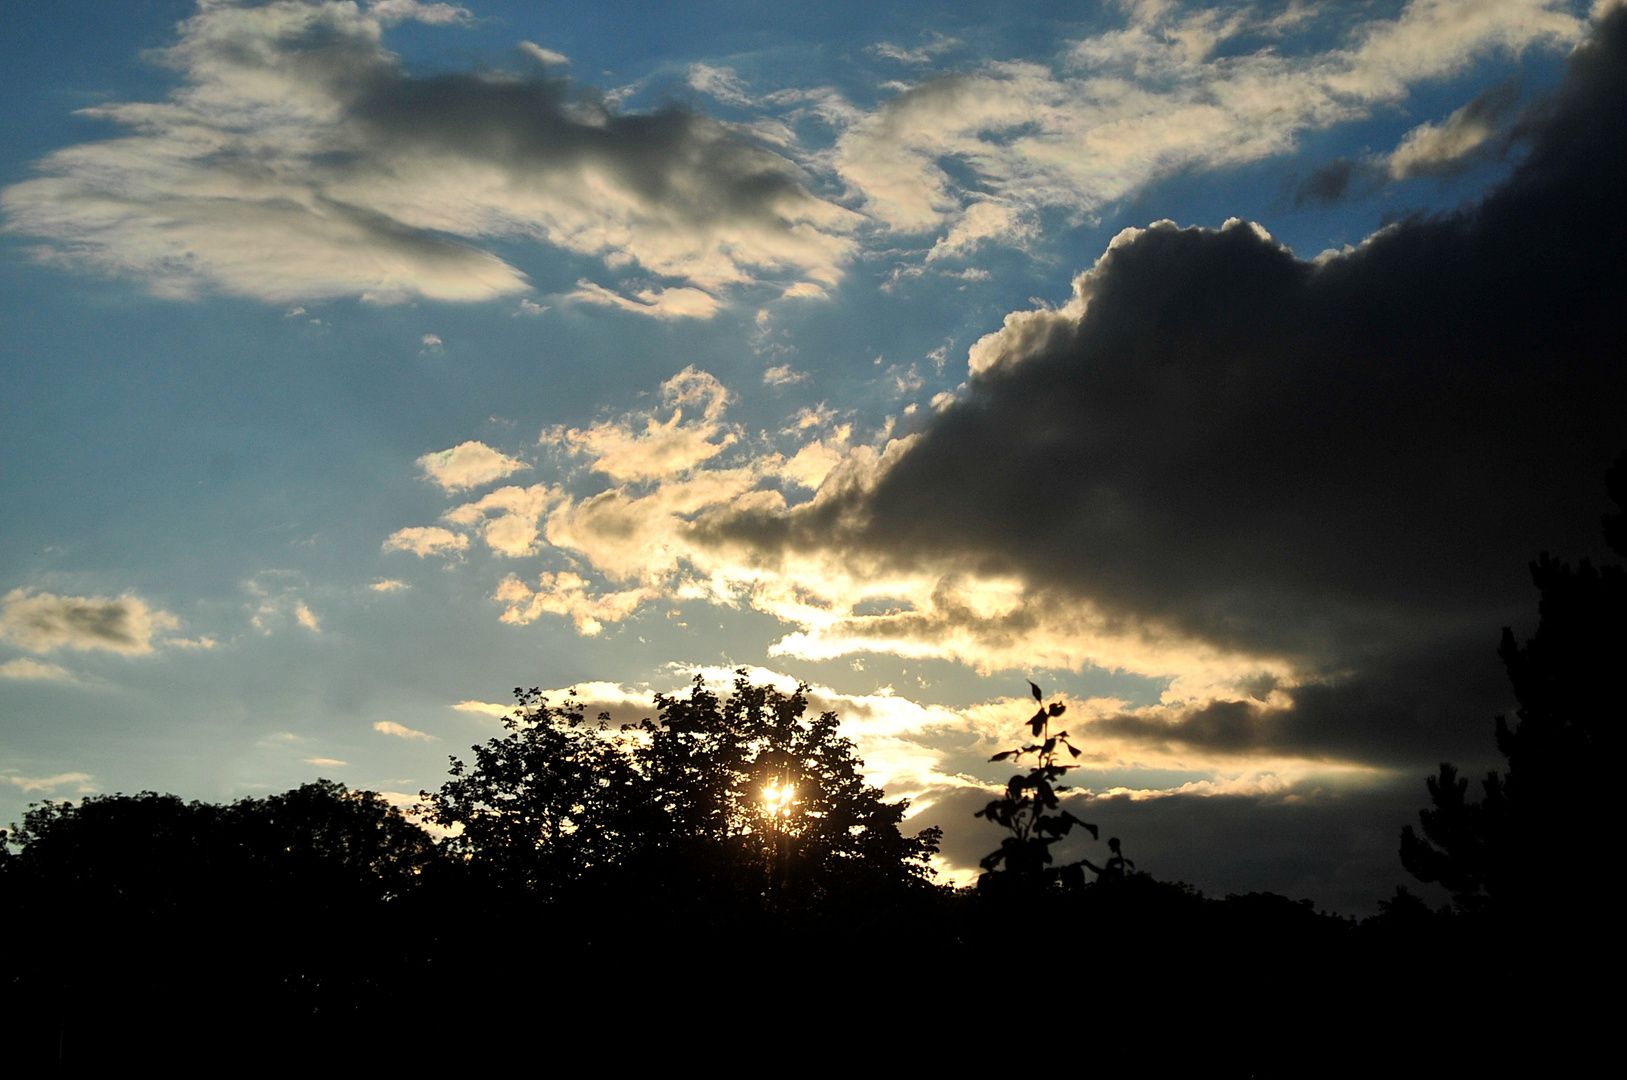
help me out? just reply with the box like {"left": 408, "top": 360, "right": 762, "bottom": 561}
{"left": 0, "top": 782, "right": 445, "bottom": 1067}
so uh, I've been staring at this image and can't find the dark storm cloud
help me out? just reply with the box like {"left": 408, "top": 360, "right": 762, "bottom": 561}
{"left": 709, "top": 11, "right": 1627, "bottom": 768}
{"left": 1093, "top": 633, "right": 1510, "bottom": 768}
{"left": 885, "top": 11, "right": 1621, "bottom": 657}
{"left": 911, "top": 778, "right": 1430, "bottom": 915}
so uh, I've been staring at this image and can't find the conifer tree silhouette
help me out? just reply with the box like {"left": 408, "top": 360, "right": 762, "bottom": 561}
{"left": 1401, "top": 452, "right": 1625, "bottom": 923}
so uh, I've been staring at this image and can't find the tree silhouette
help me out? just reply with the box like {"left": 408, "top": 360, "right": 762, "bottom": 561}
{"left": 1401, "top": 452, "right": 1625, "bottom": 923}
{"left": 0, "top": 782, "right": 441, "bottom": 1066}
{"left": 419, "top": 671, "right": 942, "bottom": 916}
{"left": 419, "top": 686, "right": 643, "bottom": 896}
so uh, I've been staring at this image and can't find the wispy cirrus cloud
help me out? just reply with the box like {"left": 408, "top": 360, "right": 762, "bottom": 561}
{"left": 836, "top": 0, "right": 1585, "bottom": 249}
{"left": 2, "top": 771, "right": 96, "bottom": 794}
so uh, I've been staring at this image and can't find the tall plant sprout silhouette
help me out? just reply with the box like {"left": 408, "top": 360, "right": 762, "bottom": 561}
{"left": 976, "top": 681, "right": 1127, "bottom": 892}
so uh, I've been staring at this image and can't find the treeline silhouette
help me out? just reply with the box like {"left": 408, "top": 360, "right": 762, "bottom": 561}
{"left": 5, "top": 456, "right": 1620, "bottom": 1067}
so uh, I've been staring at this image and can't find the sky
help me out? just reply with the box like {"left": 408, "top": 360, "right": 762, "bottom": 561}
{"left": 3, "top": 0, "right": 1624, "bottom": 914}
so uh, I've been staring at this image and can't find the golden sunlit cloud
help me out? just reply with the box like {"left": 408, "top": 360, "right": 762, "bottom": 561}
{"left": 0, "top": 588, "right": 180, "bottom": 656}
{"left": 418, "top": 441, "right": 529, "bottom": 491}
{"left": 388, "top": 366, "right": 1308, "bottom": 715}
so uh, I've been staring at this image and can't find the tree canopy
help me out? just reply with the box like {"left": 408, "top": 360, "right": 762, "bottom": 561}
{"left": 418, "top": 671, "right": 942, "bottom": 921}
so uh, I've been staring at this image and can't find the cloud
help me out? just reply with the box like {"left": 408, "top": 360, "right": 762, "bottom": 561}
{"left": 519, "top": 41, "right": 570, "bottom": 66}
{"left": 552, "top": 367, "right": 736, "bottom": 482}
{"left": 0, "top": 588, "right": 179, "bottom": 655}
{"left": 443, "top": 483, "right": 559, "bottom": 557}
{"left": 302, "top": 756, "right": 347, "bottom": 766}
{"left": 1290, "top": 157, "right": 1367, "bottom": 207}
{"left": 370, "top": 579, "right": 410, "bottom": 592}
{"left": 294, "top": 602, "right": 321, "bottom": 631}
{"left": 868, "top": 33, "right": 962, "bottom": 66}
{"left": 382, "top": 526, "right": 470, "bottom": 557}
{"left": 2, "top": 0, "right": 857, "bottom": 307}
{"left": 688, "top": 63, "right": 754, "bottom": 106}
{"left": 1292, "top": 78, "right": 1525, "bottom": 206}
{"left": 0, "top": 657, "right": 73, "bottom": 681}
{"left": 2, "top": 771, "right": 96, "bottom": 794}
{"left": 565, "top": 281, "right": 721, "bottom": 320}
{"left": 370, "top": 1, "right": 471, "bottom": 26}
{"left": 495, "top": 572, "right": 655, "bottom": 634}
{"left": 417, "top": 441, "right": 529, "bottom": 491}
{"left": 452, "top": 699, "right": 511, "bottom": 717}
{"left": 835, "top": 0, "right": 1584, "bottom": 243}
{"left": 379, "top": 11, "right": 1626, "bottom": 780}
{"left": 1386, "top": 77, "right": 1522, "bottom": 178}
{"left": 763, "top": 364, "right": 809, "bottom": 386}
{"left": 700, "top": 10, "right": 1627, "bottom": 766}
{"left": 373, "top": 720, "right": 436, "bottom": 740}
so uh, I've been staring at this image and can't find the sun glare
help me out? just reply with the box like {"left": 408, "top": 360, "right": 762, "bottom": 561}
{"left": 763, "top": 784, "right": 795, "bottom": 816}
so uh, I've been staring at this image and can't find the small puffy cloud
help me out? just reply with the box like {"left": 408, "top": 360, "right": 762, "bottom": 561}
{"left": 444, "top": 483, "right": 559, "bottom": 557}
{"left": 294, "top": 602, "right": 321, "bottom": 631}
{"left": 302, "top": 757, "right": 347, "bottom": 766}
{"left": 452, "top": 700, "right": 512, "bottom": 717}
{"left": 370, "top": 579, "right": 410, "bottom": 592}
{"left": 421, "top": 334, "right": 443, "bottom": 348}
{"left": 0, "top": 588, "right": 178, "bottom": 656}
{"left": 519, "top": 41, "right": 570, "bottom": 66}
{"left": 1386, "top": 79, "right": 1521, "bottom": 179}
{"left": 514, "top": 298, "right": 548, "bottom": 316}
{"left": 373, "top": 720, "right": 436, "bottom": 741}
{"left": 383, "top": 526, "right": 470, "bottom": 557}
{"left": 3, "top": 771, "right": 95, "bottom": 794}
{"left": 780, "top": 281, "right": 827, "bottom": 300}
{"left": 494, "top": 572, "right": 655, "bottom": 635}
{"left": 417, "top": 441, "right": 529, "bottom": 491}
{"left": 0, "top": 657, "right": 72, "bottom": 681}
{"left": 763, "top": 364, "right": 809, "bottom": 387}
{"left": 553, "top": 367, "right": 736, "bottom": 482}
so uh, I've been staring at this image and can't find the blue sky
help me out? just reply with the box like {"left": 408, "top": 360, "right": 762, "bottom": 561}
{"left": 3, "top": 0, "right": 1621, "bottom": 911}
